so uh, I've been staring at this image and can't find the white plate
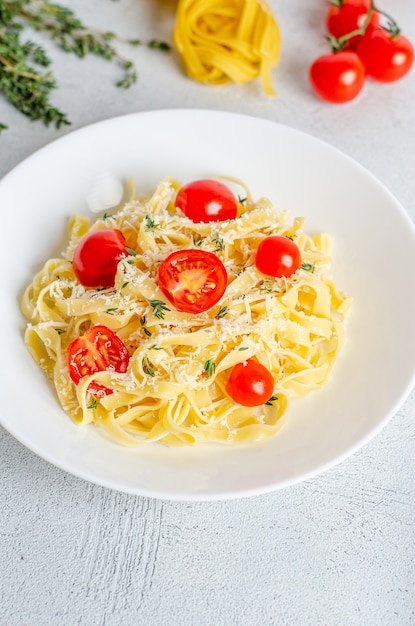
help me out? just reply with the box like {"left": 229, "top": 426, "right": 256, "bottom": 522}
{"left": 1, "top": 109, "right": 415, "bottom": 501}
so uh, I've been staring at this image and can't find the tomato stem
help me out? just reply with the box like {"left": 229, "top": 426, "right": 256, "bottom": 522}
{"left": 327, "top": 1, "right": 401, "bottom": 51}
{"left": 373, "top": 3, "right": 400, "bottom": 39}
{"left": 328, "top": 2, "right": 374, "bottom": 51}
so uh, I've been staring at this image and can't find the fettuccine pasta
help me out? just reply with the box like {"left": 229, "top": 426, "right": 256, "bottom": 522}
{"left": 173, "top": 0, "right": 281, "bottom": 95}
{"left": 21, "top": 177, "right": 351, "bottom": 446}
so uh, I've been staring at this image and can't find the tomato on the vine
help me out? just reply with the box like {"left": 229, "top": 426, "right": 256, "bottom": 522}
{"left": 226, "top": 359, "right": 274, "bottom": 407}
{"left": 326, "top": 0, "right": 380, "bottom": 49}
{"left": 309, "top": 50, "right": 366, "bottom": 103}
{"left": 158, "top": 249, "right": 227, "bottom": 314}
{"left": 67, "top": 325, "right": 130, "bottom": 396}
{"left": 175, "top": 179, "right": 238, "bottom": 223}
{"left": 73, "top": 228, "right": 128, "bottom": 288}
{"left": 255, "top": 235, "right": 302, "bottom": 278}
{"left": 356, "top": 27, "right": 414, "bottom": 82}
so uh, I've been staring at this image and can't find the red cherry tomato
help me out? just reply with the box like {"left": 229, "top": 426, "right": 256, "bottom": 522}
{"left": 356, "top": 27, "right": 414, "bottom": 82}
{"left": 309, "top": 51, "right": 366, "bottom": 103}
{"left": 67, "top": 325, "right": 130, "bottom": 396}
{"left": 175, "top": 179, "right": 238, "bottom": 223}
{"left": 326, "top": 0, "right": 380, "bottom": 49}
{"left": 226, "top": 359, "right": 274, "bottom": 407}
{"left": 255, "top": 235, "right": 302, "bottom": 278}
{"left": 73, "top": 229, "right": 128, "bottom": 288}
{"left": 158, "top": 249, "right": 227, "bottom": 314}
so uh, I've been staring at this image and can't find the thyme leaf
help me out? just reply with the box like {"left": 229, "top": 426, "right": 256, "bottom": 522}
{"left": 203, "top": 359, "right": 216, "bottom": 377}
{"left": 0, "top": 0, "right": 170, "bottom": 130}
{"left": 142, "top": 356, "right": 155, "bottom": 377}
{"left": 149, "top": 299, "right": 170, "bottom": 319}
{"left": 144, "top": 214, "right": 159, "bottom": 231}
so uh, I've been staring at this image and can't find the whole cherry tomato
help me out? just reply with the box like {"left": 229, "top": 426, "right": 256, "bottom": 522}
{"left": 226, "top": 359, "right": 274, "bottom": 407}
{"left": 73, "top": 228, "right": 128, "bottom": 288}
{"left": 158, "top": 249, "right": 228, "bottom": 314}
{"left": 309, "top": 50, "right": 366, "bottom": 103}
{"left": 67, "top": 325, "right": 130, "bottom": 396}
{"left": 326, "top": 0, "right": 380, "bottom": 49}
{"left": 255, "top": 235, "right": 302, "bottom": 278}
{"left": 175, "top": 179, "right": 238, "bottom": 223}
{"left": 356, "top": 27, "right": 414, "bottom": 82}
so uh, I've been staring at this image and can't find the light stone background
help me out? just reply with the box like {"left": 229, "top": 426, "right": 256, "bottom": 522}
{"left": 1, "top": 1, "right": 414, "bottom": 624}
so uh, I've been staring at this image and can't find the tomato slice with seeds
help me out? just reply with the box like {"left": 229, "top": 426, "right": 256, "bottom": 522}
{"left": 226, "top": 359, "right": 275, "bottom": 407}
{"left": 73, "top": 228, "right": 128, "bottom": 288}
{"left": 67, "top": 325, "right": 130, "bottom": 396}
{"left": 158, "top": 249, "right": 228, "bottom": 314}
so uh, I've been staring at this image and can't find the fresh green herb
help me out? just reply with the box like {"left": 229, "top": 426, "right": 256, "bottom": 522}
{"left": 265, "top": 395, "right": 278, "bottom": 406}
{"left": 192, "top": 235, "right": 204, "bottom": 247}
{"left": 101, "top": 212, "right": 111, "bottom": 221}
{"left": 238, "top": 346, "right": 249, "bottom": 351}
{"left": 106, "top": 307, "right": 118, "bottom": 313}
{"left": 87, "top": 397, "right": 98, "bottom": 409}
{"left": 203, "top": 359, "right": 216, "bottom": 377}
{"left": 139, "top": 316, "right": 152, "bottom": 337}
{"left": 149, "top": 299, "right": 170, "bottom": 319}
{"left": 149, "top": 344, "right": 162, "bottom": 350}
{"left": 56, "top": 328, "right": 66, "bottom": 334}
{"left": 238, "top": 195, "right": 247, "bottom": 205}
{"left": 148, "top": 39, "right": 170, "bottom": 51}
{"left": 211, "top": 234, "right": 225, "bottom": 251}
{"left": 144, "top": 214, "right": 159, "bottom": 231}
{"left": 0, "top": 0, "right": 170, "bottom": 130}
{"left": 66, "top": 285, "right": 73, "bottom": 293}
{"left": 121, "top": 281, "right": 129, "bottom": 289}
{"left": 301, "top": 262, "right": 315, "bottom": 273}
{"left": 125, "top": 247, "right": 137, "bottom": 256}
{"left": 260, "top": 279, "right": 280, "bottom": 294}
{"left": 215, "top": 306, "right": 228, "bottom": 319}
{"left": 142, "top": 356, "right": 155, "bottom": 377}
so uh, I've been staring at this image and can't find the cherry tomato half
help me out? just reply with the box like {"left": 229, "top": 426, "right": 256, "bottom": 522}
{"left": 326, "top": 0, "right": 380, "bottom": 49}
{"left": 73, "top": 228, "right": 128, "bottom": 288}
{"left": 255, "top": 235, "right": 301, "bottom": 278}
{"left": 226, "top": 359, "right": 274, "bottom": 407}
{"left": 309, "top": 50, "right": 366, "bottom": 103}
{"left": 67, "top": 325, "right": 130, "bottom": 396}
{"left": 175, "top": 179, "right": 238, "bottom": 223}
{"left": 158, "top": 249, "right": 227, "bottom": 314}
{"left": 356, "top": 27, "right": 414, "bottom": 82}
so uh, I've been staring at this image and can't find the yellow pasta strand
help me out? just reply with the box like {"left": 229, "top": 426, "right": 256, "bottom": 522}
{"left": 173, "top": 0, "right": 282, "bottom": 95}
{"left": 21, "top": 177, "right": 352, "bottom": 447}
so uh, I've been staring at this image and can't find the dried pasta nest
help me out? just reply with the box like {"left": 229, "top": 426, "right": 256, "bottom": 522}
{"left": 173, "top": 0, "right": 282, "bottom": 95}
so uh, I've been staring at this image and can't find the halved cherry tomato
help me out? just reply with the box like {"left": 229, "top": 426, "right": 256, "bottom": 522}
{"left": 175, "top": 179, "right": 238, "bottom": 223}
{"left": 356, "top": 27, "right": 414, "bottom": 82}
{"left": 255, "top": 235, "right": 302, "bottom": 278}
{"left": 309, "top": 50, "right": 366, "bottom": 103}
{"left": 67, "top": 325, "right": 130, "bottom": 396}
{"left": 73, "top": 229, "right": 128, "bottom": 288}
{"left": 226, "top": 359, "right": 274, "bottom": 407}
{"left": 326, "top": 0, "right": 380, "bottom": 49}
{"left": 158, "top": 249, "right": 227, "bottom": 314}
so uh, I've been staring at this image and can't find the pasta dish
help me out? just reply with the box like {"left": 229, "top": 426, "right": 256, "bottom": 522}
{"left": 21, "top": 177, "right": 351, "bottom": 446}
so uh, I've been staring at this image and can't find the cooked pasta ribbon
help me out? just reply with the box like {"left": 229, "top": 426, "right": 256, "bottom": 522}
{"left": 173, "top": 0, "right": 282, "bottom": 95}
{"left": 21, "top": 177, "right": 351, "bottom": 446}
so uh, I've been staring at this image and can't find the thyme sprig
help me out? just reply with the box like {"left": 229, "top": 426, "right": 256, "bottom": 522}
{"left": 0, "top": 0, "right": 170, "bottom": 131}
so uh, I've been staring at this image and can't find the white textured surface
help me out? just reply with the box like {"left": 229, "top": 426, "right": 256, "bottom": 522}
{"left": 1, "top": 1, "right": 414, "bottom": 624}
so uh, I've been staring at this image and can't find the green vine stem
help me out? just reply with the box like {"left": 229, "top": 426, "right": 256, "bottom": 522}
{"left": 327, "top": 0, "right": 401, "bottom": 51}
